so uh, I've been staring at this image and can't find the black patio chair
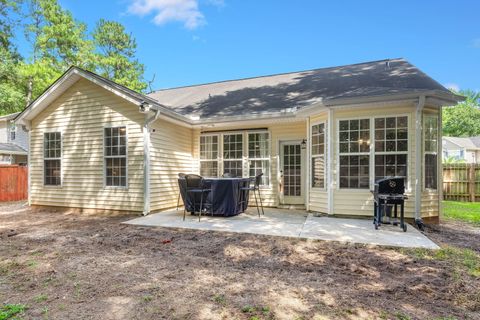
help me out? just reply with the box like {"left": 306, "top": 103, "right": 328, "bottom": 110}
{"left": 176, "top": 173, "right": 186, "bottom": 210}
{"left": 222, "top": 172, "right": 236, "bottom": 178}
{"left": 183, "top": 174, "right": 212, "bottom": 221}
{"left": 241, "top": 173, "right": 264, "bottom": 217}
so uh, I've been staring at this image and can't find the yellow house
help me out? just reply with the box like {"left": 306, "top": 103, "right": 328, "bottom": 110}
{"left": 14, "top": 58, "right": 463, "bottom": 224}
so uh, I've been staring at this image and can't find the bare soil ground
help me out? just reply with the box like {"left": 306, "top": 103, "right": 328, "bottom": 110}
{"left": 1, "top": 202, "right": 479, "bottom": 320}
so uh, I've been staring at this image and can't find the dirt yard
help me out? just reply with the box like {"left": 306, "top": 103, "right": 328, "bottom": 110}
{"left": 1, "top": 202, "right": 479, "bottom": 320}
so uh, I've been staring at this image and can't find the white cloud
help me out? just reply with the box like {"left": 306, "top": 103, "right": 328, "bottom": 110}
{"left": 444, "top": 83, "right": 460, "bottom": 92}
{"left": 128, "top": 0, "right": 223, "bottom": 29}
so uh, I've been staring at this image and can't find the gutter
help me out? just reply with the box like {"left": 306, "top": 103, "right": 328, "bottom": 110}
{"left": 414, "top": 95, "right": 426, "bottom": 229}
{"left": 143, "top": 107, "right": 160, "bottom": 216}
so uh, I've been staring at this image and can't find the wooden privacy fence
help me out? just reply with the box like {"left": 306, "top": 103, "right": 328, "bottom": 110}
{"left": 443, "top": 163, "right": 480, "bottom": 202}
{"left": 0, "top": 165, "right": 28, "bottom": 202}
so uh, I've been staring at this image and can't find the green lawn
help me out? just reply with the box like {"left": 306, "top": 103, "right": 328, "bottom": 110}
{"left": 443, "top": 201, "right": 480, "bottom": 225}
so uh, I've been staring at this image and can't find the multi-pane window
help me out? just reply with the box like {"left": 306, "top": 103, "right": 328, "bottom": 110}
{"left": 9, "top": 123, "right": 16, "bottom": 141}
{"left": 44, "top": 132, "right": 61, "bottom": 186}
{"left": 339, "top": 119, "right": 370, "bottom": 188}
{"left": 374, "top": 116, "right": 408, "bottom": 182}
{"left": 311, "top": 123, "right": 326, "bottom": 188}
{"left": 248, "top": 132, "right": 270, "bottom": 186}
{"left": 424, "top": 114, "right": 438, "bottom": 189}
{"left": 223, "top": 134, "right": 243, "bottom": 177}
{"left": 104, "top": 127, "right": 127, "bottom": 187}
{"left": 200, "top": 135, "right": 219, "bottom": 177}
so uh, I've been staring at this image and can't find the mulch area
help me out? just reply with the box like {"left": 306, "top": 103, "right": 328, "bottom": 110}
{"left": 0, "top": 202, "right": 479, "bottom": 320}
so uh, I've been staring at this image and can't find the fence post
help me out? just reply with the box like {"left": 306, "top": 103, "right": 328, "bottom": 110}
{"left": 469, "top": 163, "right": 475, "bottom": 202}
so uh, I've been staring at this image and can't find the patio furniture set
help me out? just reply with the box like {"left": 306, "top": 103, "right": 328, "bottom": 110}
{"left": 177, "top": 172, "right": 265, "bottom": 221}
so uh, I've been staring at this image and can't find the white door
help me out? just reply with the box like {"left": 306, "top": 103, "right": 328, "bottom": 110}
{"left": 279, "top": 141, "right": 305, "bottom": 205}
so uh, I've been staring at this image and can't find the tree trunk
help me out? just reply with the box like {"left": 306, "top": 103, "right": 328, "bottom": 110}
{"left": 26, "top": 76, "right": 33, "bottom": 107}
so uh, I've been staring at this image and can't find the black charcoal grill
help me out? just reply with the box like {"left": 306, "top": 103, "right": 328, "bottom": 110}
{"left": 371, "top": 177, "right": 408, "bottom": 232}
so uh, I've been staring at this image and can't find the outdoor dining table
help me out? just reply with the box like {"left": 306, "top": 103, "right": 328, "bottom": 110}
{"left": 178, "top": 177, "right": 251, "bottom": 217}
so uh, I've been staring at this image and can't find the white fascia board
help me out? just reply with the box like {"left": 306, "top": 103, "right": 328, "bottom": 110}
{"left": 0, "top": 150, "right": 28, "bottom": 155}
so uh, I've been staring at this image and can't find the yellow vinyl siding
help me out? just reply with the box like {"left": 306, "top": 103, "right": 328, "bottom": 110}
{"left": 193, "top": 120, "right": 307, "bottom": 207}
{"left": 30, "top": 78, "right": 145, "bottom": 212}
{"left": 309, "top": 112, "right": 328, "bottom": 213}
{"left": 149, "top": 119, "right": 194, "bottom": 211}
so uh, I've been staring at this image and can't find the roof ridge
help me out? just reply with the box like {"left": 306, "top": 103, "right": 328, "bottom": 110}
{"left": 148, "top": 57, "right": 405, "bottom": 93}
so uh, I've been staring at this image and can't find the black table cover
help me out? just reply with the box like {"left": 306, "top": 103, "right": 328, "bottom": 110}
{"left": 178, "top": 178, "right": 250, "bottom": 216}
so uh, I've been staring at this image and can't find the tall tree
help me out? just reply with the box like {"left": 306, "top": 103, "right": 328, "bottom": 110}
{"left": 21, "top": 0, "right": 93, "bottom": 106}
{"left": 443, "top": 90, "right": 480, "bottom": 137}
{"left": 92, "top": 19, "right": 147, "bottom": 92}
{"left": 0, "top": 0, "right": 25, "bottom": 115}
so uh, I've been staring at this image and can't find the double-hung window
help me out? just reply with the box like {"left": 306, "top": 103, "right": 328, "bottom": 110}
{"left": 104, "top": 127, "right": 127, "bottom": 187}
{"left": 9, "top": 123, "right": 16, "bottom": 141}
{"left": 248, "top": 132, "right": 270, "bottom": 186}
{"left": 223, "top": 133, "right": 243, "bottom": 177}
{"left": 374, "top": 116, "right": 408, "bottom": 182}
{"left": 200, "top": 135, "right": 219, "bottom": 177}
{"left": 339, "top": 119, "right": 370, "bottom": 189}
{"left": 424, "top": 114, "right": 438, "bottom": 189}
{"left": 44, "top": 132, "right": 61, "bottom": 186}
{"left": 311, "top": 123, "right": 326, "bottom": 188}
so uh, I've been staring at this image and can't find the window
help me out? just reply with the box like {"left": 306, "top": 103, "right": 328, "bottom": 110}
{"left": 311, "top": 123, "right": 326, "bottom": 188}
{"left": 9, "top": 123, "right": 16, "bottom": 141}
{"left": 104, "top": 127, "right": 127, "bottom": 187}
{"left": 199, "top": 131, "right": 271, "bottom": 184}
{"left": 374, "top": 116, "right": 408, "bottom": 182}
{"left": 44, "top": 132, "right": 61, "bottom": 186}
{"left": 248, "top": 132, "right": 270, "bottom": 186}
{"left": 339, "top": 119, "right": 370, "bottom": 188}
{"left": 424, "top": 114, "right": 438, "bottom": 189}
{"left": 223, "top": 133, "right": 243, "bottom": 177}
{"left": 200, "top": 135, "right": 219, "bottom": 177}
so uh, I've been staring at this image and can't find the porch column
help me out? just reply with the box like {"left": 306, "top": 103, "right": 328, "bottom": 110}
{"left": 327, "top": 107, "right": 334, "bottom": 214}
{"left": 414, "top": 96, "right": 426, "bottom": 222}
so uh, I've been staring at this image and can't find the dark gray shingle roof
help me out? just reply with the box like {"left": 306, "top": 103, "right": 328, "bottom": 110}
{"left": 147, "top": 58, "right": 454, "bottom": 119}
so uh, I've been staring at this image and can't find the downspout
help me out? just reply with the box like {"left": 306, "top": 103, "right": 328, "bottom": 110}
{"left": 143, "top": 108, "right": 160, "bottom": 216}
{"left": 414, "top": 95, "right": 426, "bottom": 229}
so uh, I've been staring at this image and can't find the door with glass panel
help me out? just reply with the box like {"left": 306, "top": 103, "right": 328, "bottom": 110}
{"left": 279, "top": 141, "right": 304, "bottom": 204}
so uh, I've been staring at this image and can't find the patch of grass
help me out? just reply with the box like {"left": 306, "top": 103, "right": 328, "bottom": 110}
{"left": 0, "top": 304, "right": 27, "bottom": 320}
{"left": 241, "top": 305, "right": 256, "bottom": 313}
{"left": 394, "top": 312, "right": 411, "bottom": 320}
{"left": 212, "top": 294, "right": 226, "bottom": 306}
{"left": 142, "top": 295, "right": 153, "bottom": 302}
{"left": 34, "top": 294, "right": 48, "bottom": 303}
{"left": 26, "top": 260, "right": 37, "bottom": 268}
{"left": 405, "top": 246, "right": 480, "bottom": 277}
{"left": 443, "top": 201, "right": 480, "bottom": 225}
{"left": 0, "top": 261, "right": 20, "bottom": 276}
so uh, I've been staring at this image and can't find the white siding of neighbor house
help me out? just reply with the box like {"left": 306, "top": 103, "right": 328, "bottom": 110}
{"left": 0, "top": 120, "right": 7, "bottom": 143}
{"left": 29, "top": 78, "right": 145, "bottom": 212}
{"left": 10, "top": 124, "right": 29, "bottom": 151}
{"left": 149, "top": 119, "right": 194, "bottom": 212}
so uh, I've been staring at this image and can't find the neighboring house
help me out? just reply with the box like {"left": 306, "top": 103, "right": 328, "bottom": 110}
{"left": 0, "top": 113, "right": 28, "bottom": 165}
{"left": 15, "top": 58, "right": 463, "bottom": 223}
{"left": 442, "top": 136, "right": 480, "bottom": 163}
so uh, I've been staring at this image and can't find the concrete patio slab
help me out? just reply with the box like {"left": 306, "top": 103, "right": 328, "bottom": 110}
{"left": 124, "top": 208, "right": 439, "bottom": 249}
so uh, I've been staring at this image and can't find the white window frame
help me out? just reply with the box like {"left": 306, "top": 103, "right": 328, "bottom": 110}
{"left": 9, "top": 123, "right": 16, "bottom": 141}
{"left": 423, "top": 112, "right": 439, "bottom": 190}
{"left": 337, "top": 117, "right": 371, "bottom": 190}
{"left": 103, "top": 125, "right": 128, "bottom": 189}
{"left": 43, "top": 131, "right": 62, "bottom": 187}
{"left": 336, "top": 114, "right": 411, "bottom": 191}
{"left": 247, "top": 131, "right": 271, "bottom": 187}
{"left": 373, "top": 115, "right": 409, "bottom": 184}
{"left": 199, "top": 133, "right": 220, "bottom": 177}
{"left": 222, "top": 133, "right": 244, "bottom": 177}
{"left": 198, "top": 130, "right": 271, "bottom": 187}
{"left": 310, "top": 121, "right": 327, "bottom": 190}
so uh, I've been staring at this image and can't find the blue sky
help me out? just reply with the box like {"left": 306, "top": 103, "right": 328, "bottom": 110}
{"left": 43, "top": 1, "right": 480, "bottom": 91}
